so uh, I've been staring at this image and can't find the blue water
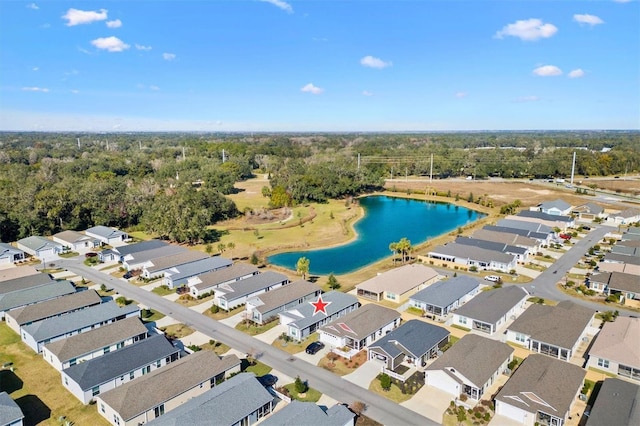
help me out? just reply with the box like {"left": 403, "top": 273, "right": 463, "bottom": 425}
{"left": 268, "top": 195, "right": 484, "bottom": 275}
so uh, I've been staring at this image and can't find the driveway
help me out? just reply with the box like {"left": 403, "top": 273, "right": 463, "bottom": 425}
{"left": 343, "top": 359, "right": 382, "bottom": 388}
{"left": 401, "top": 385, "right": 452, "bottom": 423}
{"left": 189, "top": 301, "right": 212, "bottom": 314}
{"left": 219, "top": 311, "right": 245, "bottom": 327}
{"left": 254, "top": 324, "right": 287, "bottom": 344}
{"left": 294, "top": 342, "right": 330, "bottom": 364}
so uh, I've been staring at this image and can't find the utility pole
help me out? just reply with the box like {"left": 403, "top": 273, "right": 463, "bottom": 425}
{"left": 222, "top": 149, "right": 226, "bottom": 163}
{"left": 357, "top": 153, "right": 361, "bottom": 170}
{"left": 182, "top": 146, "right": 186, "bottom": 161}
{"left": 570, "top": 151, "right": 576, "bottom": 186}
{"left": 429, "top": 153, "right": 433, "bottom": 183}
{"left": 77, "top": 138, "right": 80, "bottom": 148}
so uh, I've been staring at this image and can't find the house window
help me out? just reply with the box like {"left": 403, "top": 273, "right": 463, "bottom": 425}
{"left": 113, "top": 415, "right": 120, "bottom": 425}
{"left": 103, "top": 347, "right": 110, "bottom": 354}
{"left": 156, "top": 360, "right": 161, "bottom": 368}
{"left": 515, "top": 333, "right": 526, "bottom": 343}
{"left": 92, "top": 386, "right": 100, "bottom": 397}
{"left": 69, "top": 358, "right": 77, "bottom": 366}
{"left": 154, "top": 404, "right": 165, "bottom": 417}
{"left": 458, "top": 316, "right": 467, "bottom": 325}
{"left": 618, "top": 364, "right": 640, "bottom": 380}
{"left": 100, "top": 403, "right": 105, "bottom": 413}
{"left": 64, "top": 377, "right": 68, "bottom": 386}
{"left": 598, "top": 358, "right": 609, "bottom": 369}
{"left": 130, "top": 372, "right": 134, "bottom": 380}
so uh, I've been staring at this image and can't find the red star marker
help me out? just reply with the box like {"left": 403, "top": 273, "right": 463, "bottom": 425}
{"left": 310, "top": 295, "right": 331, "bottom": 316}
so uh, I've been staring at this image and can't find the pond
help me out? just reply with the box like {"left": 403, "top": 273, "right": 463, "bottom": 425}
{"left": 267, "top": 195, "right": 485, "bottom": 275}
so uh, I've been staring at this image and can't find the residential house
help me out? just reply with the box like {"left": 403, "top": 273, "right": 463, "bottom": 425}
{"left": 99, "top": 240, "right": 168, "bottom": 263}
{"left": 494, "top": 354, "right": 586, "bottom": 426}
{"left": 596, "top": 260, "right": 640, "bottom": 276}
{"left": 145, "top": 373, "right": 273, "bottom": 426}
{"left": 20, "top": 301, "right": 140, "bottom": 353}
{"left": 368, "top": 320, "right": 449, "bottom": 371}
{"left": 0, "top": 266, "right": 40, "bottom": 283}
{"left": 611, "top": 242, "right": 640, "bottom": 257}
{"left": 52, "top": 230, "right": 100, "bottom": 253}
{"left": 0, "top": 280, "right": 76, "bottom": 320}
{"left": 571, "top": 203, "right": 606, "bottom": 222}
{"left": 601, "top": 252, "right": 640, "bottom": 267}
{"left": 425, "top": 334, "right": 513, "bottom": 401}
{"left": 0, "top": 273, "right": 53, "bottom": 295}
{"left": 0, "top": 243, "right": 25, "bottom": 266}
{"left": 163, "top": 256, "right": 233, "bottom": 289}
{"left": 5, "top": 289, "right": 103, "bottom": 333}
{"left": 16, "top": 236, "right": 63, "bottom": 259}
{"left": 318, "top": 304, "right": 401, "bottom": 356}
{"left": 607, "top": 208, "right": 640, "bottom": 225}
{"left": 141, "top": 250, "right": 210, "bottom": 280}
{"left": 96, "top": 351, "right": 241, "bottom": 426}
{"left": 505, "top": 301, "right": 595, "bottom": 361}
{"left": 409, "top": 275, "right": 480, "bottom": 320}
{"left": 588, "top": 272, "right": 639, "bottom": 305}
{"left": 0, "top": 392, "right": 24, "bottom": 426}
{"left": 535, "top": 199, "right": 573, "bottom": 216}
{"left": 245, "top": 280, "right": 321, "bottom": 325}
{"left": 483, "top": 225, "right": 552, "bottom": 245}
{"left": 586, "top": 316, "right": 640, "bottom": 382}
{"left": 85, "top": 226, "right": 130, "bottom": 247}
{"left": 452, "top": 286, "right": 528, "bottom": 335}
{"left": 496, "top": 219, "right": 554, "bottom": 236}
{"left": 471, "top": 229, "right": 540, "bottom": 252}
{"left": 121, "top": 245, "right": 185, "bottom": 272}
{"left": 42, "top": 316, "right": 149, "bottom": 371}
{"left": 279, "top": 291, "right": 359, "bottom": 341}
{"left": 509, "top": 210, "right": 575, "bottom": 232}
{"left": 355, "top": 264, "right": 440, "bottom": 303}
{"left": 585, "top": 378, "right": 640, "bottom": 426}
{"left": 188, "top": 263, "right": 259, "bottom": 298}
{"left": 622, "top": 226, "right": 640, "bottom": 240}
{"left": 455, "top": 236, "right": 530, "bottom": 263}
{"left": 61, "top": 334, "right": 179, "bottom": 404}
{"left": 213, "top": 271, "right": 289, "bottom": 310}
{"left": 427, "top": 243, "right": 517, "bottom": 273}
{"left": 260, "top": 401, "right": 355, "bottom": 426}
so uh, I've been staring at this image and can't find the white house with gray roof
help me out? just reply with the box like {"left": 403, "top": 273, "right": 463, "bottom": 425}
{"left": 61, "top": 334, "right": 179, "bottom": 404}
{"left": 121, "top": 245, "right": 185, "bottom": 271}
{"left": 145, "top": 373, "right": 273, "bottom": 426}
{"left": 279, "top": 291, "right": 359, "bottom": 341}
{"left": 409, "top": 275, "right": 480, "bottom": 319}
{"left": 0, "top": 273, "right": 53, "bottom": 296}
{"left": 425, "top": 334, "right": 513, "bottom": 401}
{"left": 368, "top": 320, "right": 449, "bottom": 371}
{"left": 0, "top": 392, "right": 24, "bottom": 426}
{"left": 85, "top": 226, "right": 129, "bottom": 247}
{"left": 535, "top": 199, "right": 572, "bottom": 216}
{"left": 494, "top": 354, "right": 586, "bottom": 426}
{"left": 586, "top": 316, "right": 640, "bottom": 382}
{"left": 141, "top": 250, "right": 210, "bottom": 280}
{"left": 571, "top": 202, "right": 606, "bottom": 222}
{"left": 20, "top": 301, "right": 140, "bottom": 353}
{"left": 607, "top": 208, "right": 640, "bottom": 225}
{"left": 245, "top": 280, "right": 321, "bottom": 325}
{"left": 506, "top": 301, "right": 595, "bottom": 362}
{"left": 0, "top": 243, "right": 25, "bottom": 266}
{"left": 100, "top": 239, "right": 168, "bottom": 263}
{"left": 96, "top": 351, "right": 241, "bottom": 426}
{"left": 188, "top": 263, "right": 259, "bottom": 298}
{"left": 42, "top": 316, "right": 149, "bottom": 371}
{"left": 472, "top": 229, "right": 540, "bottom": 252}
{"left": 0, "top": 280, "right": 75, "bottom": 321}
{"left": 427, "top": 243, "right": 517, "bottom": 272}
{"left": 52, "top": 230, "right": 100, "bottom": 253}
{"left": 16, "top": 236, "right": 63, "bottom": 259}
{"left": 213, "top": 271, "right": 289, "bottom": 310}
{"left": 355, "top": 263, "right": 440, "bottom": 303}
{"left": 260, "top": 400, "right": 355, "bottom": 426}
{"left": 452, "top": 286, "right": 528, "bottom": 335}
{"left": 496, "top": 219, "right": 554, "bottom": 235}
{"left": 585, "top": 378, "right": 640, "bottom": 426}
{"left": 455, "top": 236, "right": 530, "bottom": 263}
{"left": 483, "top": 225, "right": 552, "bottom": 245}
{"left": 318, "top": 304, "right": 401, "bottom": 356}
{"left": 162, "top": 256, "right": 232, "bottom": 289}
{"left": 588, "top": 271, "right": 640, "bottom": 305}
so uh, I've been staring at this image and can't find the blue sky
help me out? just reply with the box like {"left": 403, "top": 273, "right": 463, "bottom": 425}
{"left": 1, "top": 0, "right": 638, "bottom": 131}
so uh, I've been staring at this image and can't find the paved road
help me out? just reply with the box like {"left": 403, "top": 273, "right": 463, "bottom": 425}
{"left": 60, "top": 260, "right": 437, "bottom": 426}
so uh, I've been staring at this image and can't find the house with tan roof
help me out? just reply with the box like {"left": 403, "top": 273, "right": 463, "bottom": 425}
{"left": 571, "top": 202, "right": 606, "bottom": 222}
{"left": 52, "top": 230, "right": 100, "bottom": 253}
{"left": 0, "top": 265, "right": 40, "bottom": 283}
{"left": 607, "top": 208, "right": 640, "bottom": 225}
{"left": 188, "top": 263, "right": 259, "bottom": 298}
{"left": 586, "top": 316, "right": 640, "bottom": 382}
{"left": 96, "top": 351, "right": 241, "bottom": 426}
{"left": 245, "top": 280, "right": 321, "bottom": 325}
{"left": 588, "top": 271, "right": 640, "bottom": 306}
{"left": 505, "top": 301, "right": 595, "bottom": 362}
{"left": 141, "top": 250, "right": 210, "bottom": 280}
{"left": 355, "top": 263, "right": 440, "bottom": 302}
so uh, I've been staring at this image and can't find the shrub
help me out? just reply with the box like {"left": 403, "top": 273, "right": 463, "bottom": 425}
{"left": 459, "top": 393, "right": 468, "bottom": 402}
{"left": 379, "top": 373, "right": 392, "bottom": 391}
{"left": 210, "top": 305, "right": 220, "bottom": 314}
{"left": 294, "top": 376, "right": 308, "bottom": 393}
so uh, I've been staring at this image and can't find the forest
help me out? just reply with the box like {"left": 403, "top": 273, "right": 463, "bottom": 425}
{"left": 0, "top": 131, "right": 638, "bottom": 244}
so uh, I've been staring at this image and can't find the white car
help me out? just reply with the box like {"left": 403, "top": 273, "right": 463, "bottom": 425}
{"left": 484, "top": 275, "right": 501, "bottom": 282}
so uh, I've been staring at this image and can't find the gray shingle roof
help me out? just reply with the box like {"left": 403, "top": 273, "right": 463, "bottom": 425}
{"left": 164, "top": 256, "right": 232, "bottom": 282}
{"left": 44, "top": 316, "right": 149, "bottom": 363}
{"left": 191, "top": 263, "right": 259, "bottom": 292}
{"left": 410, "top": 276, "right": 480, "bottom": 309}
{"left": 260, "top": 401, "right": 355, "bottom": 426}
{"left": 590, "top": 271, "right": 640, "bottom": 293}
{"left": 113, "top": 240, "right": 168, "bottom": 257}
{"left": 573, "top": 203, "right": 604, "bottom": 215}
{"left": 517, "top": 210, "right": 573, "bottom": 223}
{"left": 483, "top": 225, "right": 549, "bottom": 241}
{"left": 496, "top": 219, "right": 553, "bottom": 234}
{"left": 454, "top": 286, "right": 528, "bottom": 325}
{"left": 9, "top": 289, "right": 102, "bottom": 326}
{"left": 85, "top": 225, "right": 127, "bottom": 239}
{"left": 455, "top": 236, "right": 527, "bottom": 255}
{"left": 146, "top": 373, "right": 273, "bottom": 426}
{"left": 280, "top": 291, "right": 359, "bottom": 331}
{"left": 98, "top": 351, "right": 241, "bottom": 421}
{"left": 471, "top": 229, "right": 538, "bottom": 248}
{"left": 495, "top": 354, "right": 586, "bottom": 417}
{"left": 369, "top": 319, "right": 449, "bottom": 359}
{"left": 248, "top": 280, "right": 320, "bottom": 315}
{"left": 0, "top": 280, "right": 76, "bottom": 313}
{"left": 0, "top": 273, "right": 53, "bottom": 295}
{"left": 319, "top": 304, "right": 400, "bottom": 340}
{"left": 603, "top": 252, "right": 640, "bottom": 266}
{"left": 539, "top": 199, "right": 572, "bottom": 212}
{"left": 427, "top": 334, "right": 513, "bottom": 388}
{"left": 0, "top": 391, "right": 23, "bottom": 426}
{"left": 429, "top": 243, "right": 516, "bottom": 264}
{"left": 17, "top": 236, "right": 63, "bottom": 252}
{"left": 62, "top": 334, "right": 178, "bottom": 390}
{"left": 585, "top": 378, "right": 640, "bottom": 426}
{"left": 145, "top": 251, "right": 210, "bottom": 273}
{"left": 217, "top": 271, "right": 289, "bottom": 302}
{"left": 53, "top": 230, "right": 98, "bottom": 245}
{"left": 0, "top": 243, "right": 24, "bottom": 259}
{"left": 22, "top": 301, "right": 140, "bottom": 342}
{"left": 124, "top": 246, "right": 186, "bottom": 266}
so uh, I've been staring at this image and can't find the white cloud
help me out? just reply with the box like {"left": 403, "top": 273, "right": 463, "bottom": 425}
{"left": 573, "top": 14, "right": 604, "bottom": 26}
{"left": 135, "top": 44, "right": 152, "bottom": 51}
{"left": 455, "top": 92, "right": 468, "bottom": 98}
{"left": 163, "top": 53, "right": 176, "bottom": 61}
{"left": 568, "top": 69, "right": 585, "bottom": 78}
{"left": 259, "top": 0, "right": 293, "bottom": 14}
{"left": 27, "top": 3, "right": 39, "bottom": 10}
{"left": 62, "top": 8, "right": 108, "bottom": 26}
{"left": 150, "top": 85, "right": 160, "bottom": 91}
{"left": 360, "top": 55, "right": 392, "bottom": 69}
{"left": 22, "top": 87, "right": 49, "bottom": 93}
{"left": 301, "top": 83, "right": 324, "bottom": 94}
{"left": 612, "top": 0, "right": 632, "bottom": 3}
{"left": 91, "top": 36, "right": 130, "bottom": 52}
{"left": 362, "top": 90, "right": 374, "bottom": 96}
{"left": 514, "top": 95, "right": 540, "bottom": 103}
{"left": 32, "top": 67, "right": 39, "bottom": 71}
{"left": 533, "top": 65, "right": 563, "bottom": 76}
{"left": 494, "top": 18, "right": 558, "bottom": 41}
{"left": 71, "top": 89, "right": 79, "bottom": 94}
{"left": 106, "top": 19, "right": 122, "bottom": 28}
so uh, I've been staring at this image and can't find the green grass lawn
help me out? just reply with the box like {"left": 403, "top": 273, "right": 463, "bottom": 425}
{"left": 160, "top": 324, "right": 195, "bottom": 339}
{"left": 140, "top": 308, "right": 166, "bottom": 322}
{"left": 451, "top": 324, "right": 471, "bottom": 332}
{"left": 283, "top": 383, "right": 322, "bottom": 403}
{"left": 272, "top": 332, "right": 318, "bottom": 355}
{"left": 368, "top": 377, "right": 412, "bottom": 403}
{"left": 58, "top": 251, "right": 80, "bottom": 258}
{"left": 203, "top": 304, "right": 245, "bottom": 320}
{"left": 151, "top": 285, "right": 175, "bottom": 296}
{"left": 200, "top": 340, "right": 232, "bottom": 356}
{"left": 235, "top": 319, "right": 280, "bottom": 336}
{"left": 244, "top": 361, "right": 273, "bottom": 377}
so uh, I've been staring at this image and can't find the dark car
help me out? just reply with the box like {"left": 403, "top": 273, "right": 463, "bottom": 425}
{"left": 123, "top": 272, "right": 133, "bottom": 279}
{"left": 305, "top": 341, "right": 325, "bottom": 355}
{"left": 258, "top": 374, "right": 277, "bottom": 387}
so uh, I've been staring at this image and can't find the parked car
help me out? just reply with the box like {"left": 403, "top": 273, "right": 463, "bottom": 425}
{"left": 305, "top": 341, "right": 325, "bottom": 355}
{"left": 123, "top": 271, "right": 133, "bottom": 279}
{"left": 559, "top": 233, "right": 572, "bottom": 240}
{"left": 582, "top": 226, "right": 591, "bottom": 231}
{"left": 257, "top": 374, "right": 277, "bottom": 387}
{"left": 484, "top": 275, "right": 501, "bottom": 282}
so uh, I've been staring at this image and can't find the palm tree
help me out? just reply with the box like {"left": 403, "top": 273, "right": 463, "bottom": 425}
{"left": 390, "top": 237, "right": 412, "bottom": 264}
{"left": 226, "top": 242, "right": 235, "bottom": 259}
{"left": 296, "top": 257, "right": 310, "bottom": 280}
{"left": 217, "top": 243, "right": 226, "bottom": 254}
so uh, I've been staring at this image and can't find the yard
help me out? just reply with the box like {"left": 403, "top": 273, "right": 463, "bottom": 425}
{"left": 318, "top": 350, "right": 367, "bottom": 376}
{"left": 272, "top": 332, "right": 319, "bottom": 355}
{"left": 160, "top": 323, "right": 195, "bottom": 339}
{"left": 0, "top": 324, "right": 108, "bottom": 426}
{"left": 235, "top": 319, "right": 280, "bottom": 336}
